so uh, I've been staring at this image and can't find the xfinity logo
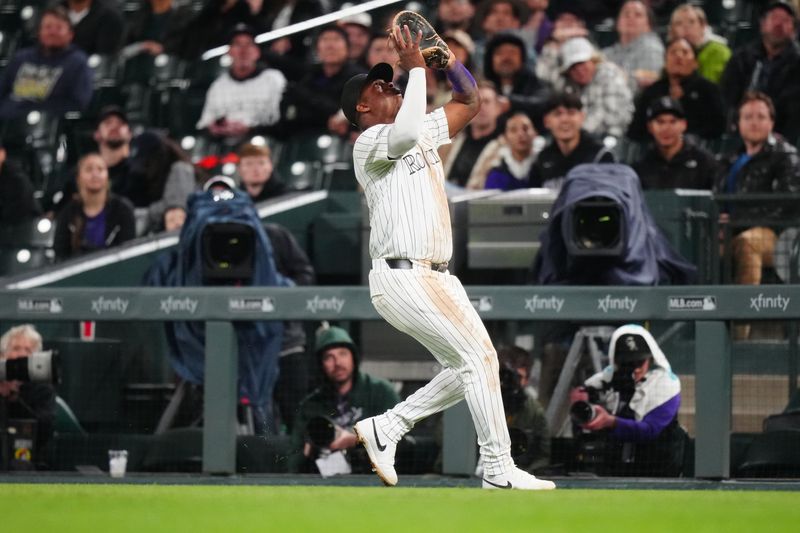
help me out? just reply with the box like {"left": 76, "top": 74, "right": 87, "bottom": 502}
{"left": 524, "top": 295, "right": 564, "bottom": 313}
{"left": 159, "top": 296, "right": 199, "bottom": 315}
{"left": 229, "top": 297, "right": 275, "bottom": 312}
{"left": 91, "top": 297, "right": 129, "bottom": 315}
{"left": 17, "top": 298, "right": 62, "bottom": 313}
{"left": 750, "top": 293, "right": 790, "bottom": 312}
{"left": 306, "top": 295, "right": 345, "bottom": 314}
{"left": 597, "top": 295, "right": 637, "bottom": 313}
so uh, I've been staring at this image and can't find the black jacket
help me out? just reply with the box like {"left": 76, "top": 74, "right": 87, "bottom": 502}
{"left": 716, "top": 135, "right": 800, "bottom": 220}
{"left": 0, "top": 161, "right": 41, "bottom": 223}
{"left": 61, "top": 0, "right": 125, "bottom": 55}
{"left": 720, "top": 39, "right": 800, "bottom": 139}
{"left": 529, "top": 132, "right": 615, "bottom": 188}
{"left": 628, "top": 72, "right": 726, "bottom": 141}
{"left": 53, "top": 194, "right": 136, "bottom": 260}
{"left": 5, "top": 382, "right": 56, "bottom": 461}
{"left": 264, "top": 222, "right": 315, "bottom": 355}
{"left": 633, "top": 139, "right": 719, "bottom": 190}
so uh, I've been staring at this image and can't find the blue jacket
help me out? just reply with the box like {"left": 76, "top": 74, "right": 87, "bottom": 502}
{"left": 0, "top": 44, "right": 93, "bottom": 119}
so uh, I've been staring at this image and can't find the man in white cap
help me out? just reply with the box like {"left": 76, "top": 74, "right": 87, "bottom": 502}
{"left": 554, "top": 36, "right": 633, "bottom": 138}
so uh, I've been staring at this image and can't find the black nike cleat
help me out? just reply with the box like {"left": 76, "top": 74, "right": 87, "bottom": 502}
{"left": 354, "top": 417, "right": 398, "bottom": 486}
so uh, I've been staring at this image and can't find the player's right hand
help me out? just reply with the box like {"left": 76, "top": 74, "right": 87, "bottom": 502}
{"left": 389, "top": 24, "right": 426, "bottom": 73}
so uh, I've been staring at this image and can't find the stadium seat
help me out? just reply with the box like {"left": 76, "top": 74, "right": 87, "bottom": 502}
{"left": 736, "top": 430, "right": 800, "bottom": 478}
{"left": 55, "top": 396, "right": 87, "bottom": 435}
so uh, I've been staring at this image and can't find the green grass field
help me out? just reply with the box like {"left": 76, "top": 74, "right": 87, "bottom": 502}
{"left": 1, "top": 484, "right": 798, "bottom": 532}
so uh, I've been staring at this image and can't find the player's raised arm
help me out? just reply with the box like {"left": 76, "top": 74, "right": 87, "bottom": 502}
{"left": 386, "top": 24, "right": 427, "bottom": 158}
{"left": 442, "top": 57, "right": 481, "bottom": 138}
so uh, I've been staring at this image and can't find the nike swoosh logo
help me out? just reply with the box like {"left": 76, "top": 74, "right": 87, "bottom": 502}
{"left": 483, "top": 478, "right": 512, "bottom": 489}
{"left": 372, "top": 419, "right": 387, "bottom": 451}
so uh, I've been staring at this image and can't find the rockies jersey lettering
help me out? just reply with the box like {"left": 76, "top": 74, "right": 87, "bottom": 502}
{"left": 353, "top": 108, "right": 453, "bottom": 263}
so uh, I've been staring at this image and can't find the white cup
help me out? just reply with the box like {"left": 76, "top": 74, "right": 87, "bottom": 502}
{"left": 108, "top": 450, "right": 128, "bottom": 478}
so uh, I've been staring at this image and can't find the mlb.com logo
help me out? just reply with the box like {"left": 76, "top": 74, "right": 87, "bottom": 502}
{"left": 228, "top": 298, "right": 275, "bottom": 312}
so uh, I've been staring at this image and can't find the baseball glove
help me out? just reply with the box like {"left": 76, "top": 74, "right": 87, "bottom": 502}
{"left": 391, "top": 11, "right": 451, "bottom": 70}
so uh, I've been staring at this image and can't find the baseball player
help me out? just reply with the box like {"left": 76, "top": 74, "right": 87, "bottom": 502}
{"left": 340, "top": 24, "right": 555, "bottom": 490}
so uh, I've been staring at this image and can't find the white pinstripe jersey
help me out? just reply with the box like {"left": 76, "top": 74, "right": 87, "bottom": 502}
{"left": 353, "top": 107, "right": 453, "bottom": 263}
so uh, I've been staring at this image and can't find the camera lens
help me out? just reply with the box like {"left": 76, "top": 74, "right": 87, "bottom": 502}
{"left": 306, "top": 416, "right": 336, "bottom": 448}
{"left": 570, "top": 400, "right": 597, "bottom": 425}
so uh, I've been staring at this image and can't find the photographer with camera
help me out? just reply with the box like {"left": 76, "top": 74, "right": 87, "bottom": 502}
{"left": 569, "top": 324, "right": 685, "bottom": 477}
{"left": 287, "top": 325, "right": 399, "bottom": 475}
{"left": 498, "top": 346, "right": 551, "bottom": 473}
{"left": 0, "top": 325, "right": 56, "bottom": 468}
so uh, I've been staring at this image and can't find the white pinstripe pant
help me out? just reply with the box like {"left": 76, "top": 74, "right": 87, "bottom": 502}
{"left": 368, "top": 259, "right": 513, "bottom": 476}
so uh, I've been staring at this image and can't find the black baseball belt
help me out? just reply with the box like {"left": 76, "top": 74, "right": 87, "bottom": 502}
{"left": 385, "top": 258, "right": 448, "bottom": 273}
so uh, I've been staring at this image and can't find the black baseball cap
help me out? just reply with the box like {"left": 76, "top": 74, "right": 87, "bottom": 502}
{"left": 763, "top": 0, "right": 798, "bottom": 20}
{"left": 614, "top": 333, "right": 651, "bottom": 364}
{"left": 229, "top": 22, "right": 257, "bottom": 41}
{"left": 340, "top": 62, "right": 393, "bottom": 127}
{"left": 96, "top": 105, "right": 128, "bottom": 126}
{"left": 646, "top": 96, "right": 685, "bottom": 120}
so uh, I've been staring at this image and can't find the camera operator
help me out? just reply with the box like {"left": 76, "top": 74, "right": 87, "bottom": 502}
{"left": 498, "top": 346, "right": 551, "bottom": 473}
{"left": 569, "top": 324, "right": 685, "bottom": 476}
{"left": 0, "top": 325, "right": 56, "bottom": 465}
{"left": 287, "top": 325, "right": 400, "bottom": 475}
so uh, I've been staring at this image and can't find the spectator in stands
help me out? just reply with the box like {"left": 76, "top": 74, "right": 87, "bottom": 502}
{"left": 60, "top": 0, "right": 125, "bottom": 55}
{"left": 472, "top": 0, "right": 531, "bottom": 74}
{"left": 236, "top": 142, "right": 287, "bottom": 202}
{"left": 467, "top": 111, "right": 539, "bottom": 190}
{"left": 339, "top": 12, "right": 372, "bottom": 71}
{"left": 282, "top": 25, "right": 365, "bottom": 134}
{"left": 179, "top": 0, "right": 274, "bottom": 60}
{"left": 443, "top": 29, "right": 476, "bottom": 70}
{"left": 0, "top": 324, "right": 56, "bottom": 465}
{"left": 668, "top": 3, "right": 731, "bottom": 84}
{"left": 602, "top": 0, "right": 664, "bottom": 95}
{"left": 434, "top": 0, "right": 476, "bottom": 33}
{"left": 441, "top": 80, "right": 505, "bottom": 188}
{"left": 570, "top": 325, "right": 686, "bottom": 477}
{"left": 716, "top": 92, "right": 800, "bottom": 296}
{"left": 497, "top": 345, "right": 550, "bottom": 473}
{"left": 288, "top": 325, "right": 400, "bottom": 474}
{"left": 554, "top": 37, "right": 634, "bottom": 138}
{"left": 529, "top": 92, "right": 614, "bottom": 191}
{"left": 121, "top": 0, "right": 191, "bottom": 63}
{"left": 0, "top": 6, "right": 93, "bottom": 120}
{"left": 720, "top": 1, "right": 800, "bottom": 141}
{"left": 196, "top": 24, "right": 286, "bottom": 141}
{"left": 127, "top": 131, "right": 197, "bottom": 233}
{"left": 483, "top": 32, "right": 551, "bottom": 131}
{"left": 633, "top": 97, "right": 719, "bottom": 190}
{"left": 535, "top": 5, "right": 590, "bottom": 86}
{"left": 520, "top": 0, "right": 553, "bottom": 54}
{"left": 266, "top": 221, "right": 315, "bottom": 433}
{"left": 263, "top": 0, "right": 327, "bottom": 81}
{"left": 53, "top": 153, "right": 136, "bottom": 260}
{"left": 0, "top": 143, "right": 42, "bottom": 225}
{"left": 627, "top": 37, "right": 726, "bottom": 142}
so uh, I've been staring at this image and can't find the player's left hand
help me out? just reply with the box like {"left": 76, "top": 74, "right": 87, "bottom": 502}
{"left": 583, "top": 405, "right": 616, "bottom": 431}
{"left": 329, "top": 429, "right": 358, "bottom": 450}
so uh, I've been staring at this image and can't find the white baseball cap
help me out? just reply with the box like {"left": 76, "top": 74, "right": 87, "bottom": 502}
{"left": 560, "top": 37, "right": 596, "bottom": 72}
{"left": 340, "top": 11, "right": 372, "bottom": 29}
